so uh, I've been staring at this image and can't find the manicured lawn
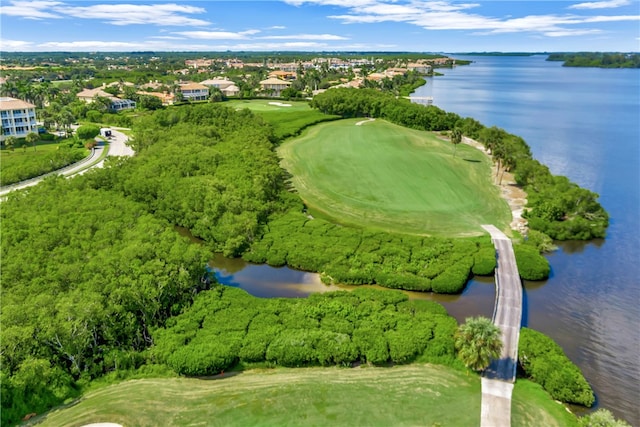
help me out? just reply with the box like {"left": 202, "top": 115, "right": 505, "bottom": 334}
{"left": 225, "top": 99, "right": 312, "bottom": 112}
{"left": 36, "top": 365, "right": 575, "bottom": 427}
{"left": 225, "top": 99, "right": 339, "bottom": 140}
{"left": 512, "top": 380, "right": 579, "bottom": 427}
{"left": 278, "top": 119, "right": 511, "bottom": 236}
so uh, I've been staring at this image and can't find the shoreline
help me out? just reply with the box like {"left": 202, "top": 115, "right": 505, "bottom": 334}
{"left": 460, "top": 135, "right": 529, "bottom": 235}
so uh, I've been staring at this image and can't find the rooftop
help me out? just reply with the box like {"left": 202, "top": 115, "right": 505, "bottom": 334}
{"left": 0, "top": 97, "right": 36, "bottom": 110}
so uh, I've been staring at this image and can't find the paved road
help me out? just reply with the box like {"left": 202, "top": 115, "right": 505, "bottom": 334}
{"left": 480, "top": 224, "right": 523, "bottom": 427}
{"left": 0, "top": 128, "right": 132, "bottom": 197}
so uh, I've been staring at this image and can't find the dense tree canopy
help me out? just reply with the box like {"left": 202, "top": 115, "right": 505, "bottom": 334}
{"left": 0, "top": 177, "right": 210, "bottom": 425}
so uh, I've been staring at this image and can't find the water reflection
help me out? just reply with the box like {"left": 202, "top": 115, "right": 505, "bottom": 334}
{"left": 208, "top": 253, "right": 497, "bottom": 324}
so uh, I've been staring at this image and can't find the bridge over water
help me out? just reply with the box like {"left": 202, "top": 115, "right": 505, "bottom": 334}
{"left": 480, "top": 225, "right": 523, "bottom": 427}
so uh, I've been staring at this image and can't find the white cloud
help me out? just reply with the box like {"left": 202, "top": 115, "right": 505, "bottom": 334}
{"left": 0, "top": 2, "right": 210, "bottom": 26}
{"left": 173, "top": 30, "right": 260, "bottom": 40}
{"left": 260, "top": 33, "right": 348, "bottom": 40}
{"left": 315, "top": 0, "right": 640, "bottom": 37}
{"left": 569, "top": 0, "right": 630, "bottom": 9}
{"left": 34, "top": 39, "right": 215, "bottom": 51}
{"left": 544, "top": 29, "right": 603, "bottom": 37}
{"left": 0, "top": 39, "right": 35, "bottom": 50}
{"left": 0, "top": 1, "right": 62, "bottom": 20}
{"left": 55, "top": 3, "right": 210, "bottom": 26}
{"left": 267, "top": 25, "right": 287, "bottom": 30}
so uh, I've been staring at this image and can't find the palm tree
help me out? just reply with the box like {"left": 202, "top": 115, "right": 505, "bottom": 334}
{"left": 451, "top": 128, "right": 463, "bottom": 157}
{"left": 454, "top": 316, "right": 503, "bottom": 372}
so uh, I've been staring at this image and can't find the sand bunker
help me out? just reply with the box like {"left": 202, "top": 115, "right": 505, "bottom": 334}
{"left": 268, "top": 102, "right": 292, "bottom": 107}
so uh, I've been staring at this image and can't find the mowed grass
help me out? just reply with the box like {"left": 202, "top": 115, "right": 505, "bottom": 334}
{"left": 224, "top": 99, "right": 340, "bottom": 140}
{"left": 36, "top": 365, "right": 574, "bottom": 427}
{"left": 278, "top": 119, "right": 511, "bottom": 236}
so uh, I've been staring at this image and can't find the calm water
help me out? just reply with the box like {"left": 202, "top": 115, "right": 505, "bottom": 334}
{"left": 209, "top": 56, "right": 639, "bottom": 424}
{"left": 412, "top": 55, "right": 640, "bottom": 424}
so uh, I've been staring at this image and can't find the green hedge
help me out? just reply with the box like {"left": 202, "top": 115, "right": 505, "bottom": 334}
{"left": 244, "top": 210, "right": 493, "bottom": 293}
{"left": 514, "top": 245, "right": 550, "bottom": 280}
{"left": 153, "top": 286, "right": 458, "bottom": 374}
{"left": 519, "top": 328, "right": 594, "bottom": 407}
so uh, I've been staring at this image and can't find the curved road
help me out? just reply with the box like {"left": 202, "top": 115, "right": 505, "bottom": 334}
{"left": 0, "top": 128, "right": 132, "bottom": 197}
{"left": 480, "top": 224, "right": 523, "bottom": 427}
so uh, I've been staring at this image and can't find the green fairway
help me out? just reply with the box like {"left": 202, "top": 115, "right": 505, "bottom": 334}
{"left": 225, "top": 99, "right": 312, "bottom": 112}
{"left": 278, "top": 119, "right": 511, "bottom": 236}
{"left": 225, "top": 99, "right": 339, "bottom": 140}
{"left": 35, "top": 365, "right": 574, "bottom": 427}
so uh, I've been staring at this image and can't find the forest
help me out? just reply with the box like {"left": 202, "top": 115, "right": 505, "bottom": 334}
{"left": 1, "top": 95, "right": 594, "bottom": 425}
{"left": 547, "top": 52, "right": 640, "bottom": 68}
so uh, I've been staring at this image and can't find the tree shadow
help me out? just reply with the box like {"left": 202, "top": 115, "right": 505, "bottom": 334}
{"left": 463, "top": 158, "right": 481, "bottom": 163}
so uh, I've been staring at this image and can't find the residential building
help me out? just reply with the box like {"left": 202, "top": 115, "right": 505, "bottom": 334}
{"left": 178, "top": 82, "right": 209, "bottom": 101}
{"left": 76, "top": 87, "right": 114, "bottom": 103}
{"left": 200, "top": 78, "right": 240, "bottom": 97}
{"left": 76, "top": 88, "right": 136, "bottom": 112}
{"left": 185, "top": 59, "right": 213, "bottom": 69}
{"left": 268, "top": 70, "right": 297, "bottom": 80}
{"left": 407, "top": 63, "right": 432, "bottom": 74}
{"left": 0, "top": 97, "right": 38, "bottom": 141}
{"left": 259, "top": 77, "right": 291, "bottom": 97}
{"left": 136, "top": 91, "right": 175, "bottom": 106}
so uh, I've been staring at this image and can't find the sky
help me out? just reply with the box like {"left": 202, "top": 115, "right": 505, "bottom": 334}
{"left": 1, "top": 0, "right": 639, "bottom": 53}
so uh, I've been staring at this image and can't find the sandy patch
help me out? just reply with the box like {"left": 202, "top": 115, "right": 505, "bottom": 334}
{"left": 461, "top": 136, "right": 529, "bottom": 234}
{"left": 355, "top": 118, "right": 375, "bottom": 126}
{"left": 268, "top": 102, "right": 292, "bottom": 107}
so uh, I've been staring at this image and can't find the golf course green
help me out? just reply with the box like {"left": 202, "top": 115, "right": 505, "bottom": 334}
{"left": 278, "top": 118, "right": 511, "bottom": 236}
{"left": 35, "top": 365, "right": 576, "bottom": 427}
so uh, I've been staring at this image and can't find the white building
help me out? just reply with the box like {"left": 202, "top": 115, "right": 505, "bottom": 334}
{"left": 0, "top": 97, "right": 38, "bottom": 141}
{"left": 178, "top": 82, "right": 209, "bottom": 101}
{"left": 200, "top": 78, "right": 240, "bottom": 97}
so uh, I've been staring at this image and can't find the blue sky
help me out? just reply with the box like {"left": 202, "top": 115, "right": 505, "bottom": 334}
{"left": 1, "top": 0, "right": 639, "bottom": 52}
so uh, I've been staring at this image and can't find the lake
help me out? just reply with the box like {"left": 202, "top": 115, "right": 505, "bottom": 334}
{"left": 412, "top": 55, "right": 639, "bottom": 424}
{"left": 210, "top": 55, "right": 639, "bottom": 424}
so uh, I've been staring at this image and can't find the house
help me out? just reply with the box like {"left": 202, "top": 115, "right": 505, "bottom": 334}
{"left": 185, "top": 59, "right": 213, "bottom": 69}
{"left": 178, "top": 82, "right": 209, "bottom": 101}
{"left": 268, "top": 70, "right": 297, "bottom": 80}
{"left": 200, "top": 78, "right": 240, "bottom": 97}
{"left": 136, "top": 91, "right": 175, "bottom": 106}
{"left": 0, "top": 97, "right": 38, "bottom": 141}
{"left": 259, "top": 77, "right": 291, "bottom": 97}
{"left": 76, "top": 88, "right": 136, "bottom": 112}
{"left": 76, "top": 87, "right": 114, "bottom": 103}
{"left": 407, "top": 63, "right": 432, "bottom": 74}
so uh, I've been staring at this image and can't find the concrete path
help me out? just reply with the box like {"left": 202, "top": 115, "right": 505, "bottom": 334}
{"left": 480, "top": 224, "right": 523, "bottom": 427}
{"left": 0, "top": 128, "right": 132, "bottom": 197}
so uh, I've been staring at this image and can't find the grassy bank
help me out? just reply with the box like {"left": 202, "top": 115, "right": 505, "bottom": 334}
{"left": 0, "top": 140, "right": 87, "bottom": 186}
{"left": 35, "top": 365, "right": 575, "bottom": 427}
{"left": 225, "top": 99, "right": 340, "bottom": 140}
{"left": 278, "top": 118, "right": 511, "bottom": 236}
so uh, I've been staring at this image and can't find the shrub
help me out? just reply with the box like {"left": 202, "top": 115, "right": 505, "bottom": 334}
{"left": 431, "top": 263, "right": 471, "bottom": 293}
{"left": 519, "top": 327, "right": 594, "bottom": 407}
{"left": 472, "top": 247, "right": 496, "bottom": 275}
{"left": 514, "top": 245, "right": 550, "bottom": 280}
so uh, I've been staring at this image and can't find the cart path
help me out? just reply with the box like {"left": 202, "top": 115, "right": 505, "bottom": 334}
{"left": 0, "top": 128, "right": 132, "bottom": 197}
{"left": 480, "top": 224, "right": 523, "bottom": 427}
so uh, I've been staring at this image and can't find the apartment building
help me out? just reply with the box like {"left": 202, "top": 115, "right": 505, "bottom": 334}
{"left": 0, "top": 97, "right": 38, "bottom": 141}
